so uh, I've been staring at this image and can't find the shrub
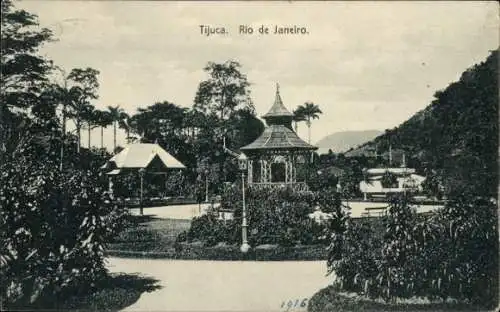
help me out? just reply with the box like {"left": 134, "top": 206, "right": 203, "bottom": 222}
{"left": 326, "top": 191, "right": 498, "bottom": 307}
{"left": 186, "top": 213, "right": 239, "bottom": 247}
{"left": 376, "top": 194, "right": 420, "bottom": 300}
{"left": 416, "top": 191, "right": 498, "bottom": 305}
{"left": 0, "top": 129, "right": 128, "bottom": 308}
{"left": 327, "top": 217, "right": 384, "bottom": 298}
{"left": 180, "top": 186, "right": 339, "bottom": 247}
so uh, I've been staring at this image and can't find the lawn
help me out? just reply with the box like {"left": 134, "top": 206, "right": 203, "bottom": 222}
{"left": 307, "top": 285, "right": 491, "bottom": 312}
{"left": 108, "top": 214, "right": 192, "bottom": 253}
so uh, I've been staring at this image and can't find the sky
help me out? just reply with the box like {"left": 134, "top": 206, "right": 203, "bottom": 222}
{"left": 18, "top": 1, "right": 499, "bottom": 151}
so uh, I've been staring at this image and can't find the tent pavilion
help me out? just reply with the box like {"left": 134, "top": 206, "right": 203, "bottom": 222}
{"left": 239, "top": 84, "right": 317, "bottom": 191}
{"left": 101, "top": 143, "right": 186, "bottom": 213}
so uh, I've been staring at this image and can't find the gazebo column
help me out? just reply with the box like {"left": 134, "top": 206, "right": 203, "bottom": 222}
{"left": 285, "top": 159, "right": 289, "bottom": 184}
{"left": 286, "top": 155, "right": 293, "bottom": 184}
{"left": 247, "top": 159, "right": 253, "bottom": 184}
{"left": 268, "top": 160, "right": 273, "bottom": 182}
{"left": 260, "top": 159, "right": 267, "bottom": 183}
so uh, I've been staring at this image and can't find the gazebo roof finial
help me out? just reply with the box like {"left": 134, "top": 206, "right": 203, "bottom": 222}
{"left": 262, "top": 83, "right": 293, "bottom": 119}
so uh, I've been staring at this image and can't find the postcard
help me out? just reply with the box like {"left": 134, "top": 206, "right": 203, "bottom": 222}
{"left": 1, "top": 1, "right": 498, "bottom": 311}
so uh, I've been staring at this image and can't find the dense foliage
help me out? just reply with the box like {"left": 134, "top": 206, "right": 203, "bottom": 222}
{"left": 124, "top": 64, "right": 265, "bottom": 196}
{"left": 181, "top": 186, "right": 340, "bottom": 247}
{"left": 327, "top": 193, "right": 498, "bottom": 307}
{"left": 0, "top": 123, "right": 128, "bottom": 308}
{"left": 0, "top": 1, "right": 128, "bottom": 308}
{"left": 323, "top": 51, "right": 499, "bottom": 307}
{"left": 351, "top": 50, "right": 498, "bottom": 197}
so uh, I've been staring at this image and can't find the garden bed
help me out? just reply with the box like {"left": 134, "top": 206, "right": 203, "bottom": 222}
{"left": 107, "top": 243, "right": 328, "bottom": 261}
{"left": 109, "top": 215, "right": 191, "bottom": 251}
{"left": 307, "top": 285, "right": 488, "bottom": 312}
{"left": 109, "top": 214, "right": 329, "bottom": 260}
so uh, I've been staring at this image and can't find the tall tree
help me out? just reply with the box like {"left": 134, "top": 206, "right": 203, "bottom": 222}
{"left": 0, "top": 0, "right": 53, "bottom": 158}
{"left": 295, "top": 102, "right": 322, "bottom": 144}
{"left": 193, "top": 61, "right": 255, "bottom": 183}
{"left": 94, "top": 109, "right": 113, "bottom": 150}
{"left": 81, "top": 104, "right": 96, "bottom": 149}
{"left": 107, "top": 105, "right": 127, "bottom": 152}
{"left": 193, "top": 60, "right": 254, "bottom": 121}
{"left": 66, "top": 68, "right": 100, "bottom": 153}
{"left": 128, "top": 108, "right": 150, "bottom": 141}
{"left": 292, "top": 108, "right": 306, "bottom": 133}
{"left": 118, "top": 113, "right": 131, "bottom": 143}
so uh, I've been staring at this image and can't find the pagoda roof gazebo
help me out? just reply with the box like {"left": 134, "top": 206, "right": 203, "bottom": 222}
{"left": 240, "top": 84, "right": 317, "bottom": 190}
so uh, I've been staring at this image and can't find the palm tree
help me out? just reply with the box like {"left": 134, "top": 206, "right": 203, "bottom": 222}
{"left": 292, "top": 108, "right": 306, "bottom": 133}
{"left": 118, "top": 114, "right": 131, "bottom": 144}
{"left": 81, "top": 104, "right": 96, "bottom": 149}
{"left": 68, "top": 100, "right": 92, "bottom": 154}
{"left": 128, "top": 108, "right": 150, "bottom": 141}
{"left": 296, "top": 102, "right": 322, "bottom": 144}
{"left": 51, "top": 77, "right": 72, "bottom": 170}
{"left": 66, "top": 67, "right": 100, "bottom": 154}
{"left": 94, "top": 110, "right": 113, "bottom": 150}
{"left": 107, "top": 105, "right": 128, "bottom": 152}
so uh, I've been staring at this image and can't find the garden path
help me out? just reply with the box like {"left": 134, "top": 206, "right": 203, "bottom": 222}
{"left": 128, "top": 203, "right": 212, "bottom": 220}
{"left": 107, "top": 257, "right": 331, "bottom": 312}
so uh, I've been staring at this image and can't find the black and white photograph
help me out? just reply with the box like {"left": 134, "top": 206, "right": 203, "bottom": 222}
{"left": 1, "top": 1, "right": 498, "bottom": 311}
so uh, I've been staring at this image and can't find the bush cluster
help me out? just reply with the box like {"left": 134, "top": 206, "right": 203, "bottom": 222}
{"left": 181, "top": 186, "right": 341, "bottom": 247}
{"left": 327, "top": 193, "right": 498, "bottom": 306}
{"left": 0, "top": 131, "right": 128, "bottom": 308}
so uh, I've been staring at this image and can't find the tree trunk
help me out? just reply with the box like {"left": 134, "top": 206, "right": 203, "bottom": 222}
{"left": 307, "top": 118, "right": 311, "bottom": 144}
{"left": 76, "top": 120, "right": 81, "bottom": 154}
{"left": 101, "top": 126, "right": 104, "bottom": 150}
{"left": 60, "top": 104, "right": 66, "bottom": 171}
{"left": 0, "top": 102, "right": 5, "bottom": 161}
{"left": 88, "top": 123, "right": 91, "bottom": 149}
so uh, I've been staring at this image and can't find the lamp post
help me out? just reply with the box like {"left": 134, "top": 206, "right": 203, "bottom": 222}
{"left": 238, "top": 153, "right": 250, "bottom": 253}
{"left": 317, "top": 170, "right": 322, "bottom": 190}
{"left": 139, "top": 168, "right": 145, "bottom": 215}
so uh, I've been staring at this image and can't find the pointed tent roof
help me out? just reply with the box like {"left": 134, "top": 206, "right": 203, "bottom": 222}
{"left": 240, "top": 124, "right": 317, "bottom": 151}
{"left": 241, "top": 84, "right": 316, "bottom": 152}
{"left": 101, "top": 143, "right": 186, "bottom": 172}
{"left": 262, "top": 83, "right": 294, "bottom": 119}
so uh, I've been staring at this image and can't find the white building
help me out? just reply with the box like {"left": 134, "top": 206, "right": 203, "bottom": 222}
{"left": 359, "top": 168, "right": 426, "bottom": 200}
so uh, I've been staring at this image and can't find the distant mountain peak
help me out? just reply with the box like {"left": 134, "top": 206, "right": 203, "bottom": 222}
{"left": 316, "top": 130, "right": 382, "bottom": 154}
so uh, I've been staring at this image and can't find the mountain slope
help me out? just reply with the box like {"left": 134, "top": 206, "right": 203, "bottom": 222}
{"left": 316, "top": 130, "right": 382, "bottom": 154}
{"left": 347, "top": 50, "right": 498, "bottom": 196}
